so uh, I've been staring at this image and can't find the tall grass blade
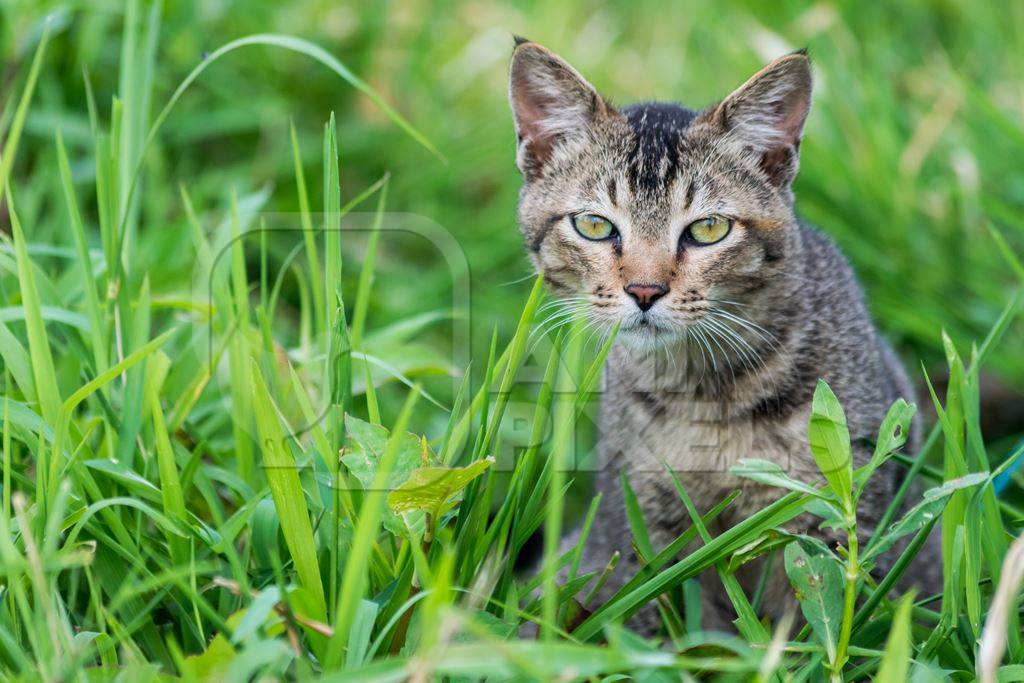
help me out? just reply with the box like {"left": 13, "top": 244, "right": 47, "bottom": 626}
{"left": 6, "top": 189, "right": 61, "bottom": 429}
{"left": 0, "top": 19, "right": 51, "bottom": 202}
{"left": 291, "top": 120, "right": 324, "bottom": 332}
{"left": 350, "top": 177, "right": 389, "bottom": 348}
{"left": 325, "top": 387, "right": 420, "bottom": 669}
{"left": 249, "top": 358, "right": 327, "bottom": 618}
{"left": 875, "top": 592, "right": 915, "bottom": 681}
{"left": 55, "top": 131, "right": 107, "bottom": 374}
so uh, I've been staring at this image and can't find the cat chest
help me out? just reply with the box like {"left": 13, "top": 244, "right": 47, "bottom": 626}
{"left": 600, "top": 391, "right": 819, "bottom": 512}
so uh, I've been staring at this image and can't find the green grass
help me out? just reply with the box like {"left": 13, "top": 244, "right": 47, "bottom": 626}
{"left": 1, "top": 1, "right": 1024, "bottom": 680}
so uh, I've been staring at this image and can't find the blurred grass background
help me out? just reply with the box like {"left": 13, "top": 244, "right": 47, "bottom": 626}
{"left": 1, "top": 1, "right": 1024, "bottom": 677}
{"left": 3, "top": 0, "right": 1023, "bottom": 434}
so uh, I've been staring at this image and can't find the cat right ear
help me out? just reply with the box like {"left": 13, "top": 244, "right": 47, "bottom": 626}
{"left": 698, "top": 51, "right": 812, "bottom": 189}
{"left": 509, "top": 40, "right": 610, "bottom": 178}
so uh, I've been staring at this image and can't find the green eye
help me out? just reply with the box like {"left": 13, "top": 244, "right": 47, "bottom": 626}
{"left": 571, "top": 213, "right": 617, "bottom": 241}
{"left": 685, "top": 215, "right": 733, "bottom": 245}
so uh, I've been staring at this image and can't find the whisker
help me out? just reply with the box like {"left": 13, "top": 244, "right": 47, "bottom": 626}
{"left": 707, "top": 308, "right": 780, "bottom": 350}
{"left": 528, "top": 304, "right": 594, "bottom": 352}
{"left": 701, "top": 317, "right": 749, "bottom": 367}
{"left": 690, "top": 322, "right": 718, "bottom": 378}
{"left": 702, "top": 320, "right": 737, "bottom": 387}
{"left": 498, "top": 271, "right": 544, "bottom": 287}
{"left": 703, "top": 313, "right": 779, "bottom": 401}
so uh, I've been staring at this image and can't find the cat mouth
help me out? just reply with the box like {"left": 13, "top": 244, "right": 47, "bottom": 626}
{"left": 618, "top": 314, "right": 682, "bottom": 348}
{"left": 625, "top": 311, "right": 673, "bottom": 331}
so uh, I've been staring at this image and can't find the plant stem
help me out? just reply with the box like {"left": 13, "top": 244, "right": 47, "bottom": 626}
{"left": 833, "top": 517, "right": 859, "bottom": 679}
{"left": 389, "top": 514, "right": 432, "bottom": 655}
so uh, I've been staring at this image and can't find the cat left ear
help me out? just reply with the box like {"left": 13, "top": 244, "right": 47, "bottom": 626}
{"left": 509, "top": 40, "right": 612, "bottom": 178}
{"left": 700, "top": 51, "right": 812, "bottom": 189}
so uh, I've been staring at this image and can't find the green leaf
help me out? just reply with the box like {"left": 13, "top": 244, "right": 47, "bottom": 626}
{"left": 181, "top": 632, "right": 235, "bottom": 681}
{"left": 325, "top": 388, "right": 419, "bottom": 670}
{"left": 461, "top": 610, "right": 517, "bottom": 640}
{"left": 350, "top": 178, "right": 388, "bottom": 348}
{"left": 251, "top": 498, "right": 281, "bottom": 569}
{"left": 147, "top": 366, "right": 188, "bottom": 564}
{"left": 149, "top": 34, "right": 443, "bottom": 160}
{"left": 341, "top": 414, "right": 427, "bottom": 490}
{"left": 925, "top": 471, "right": 989, "bottom": 499}
{"left": 0, "top": 320, "right": 36, "bottom": 404}
{"left": 7, "top": 190, "right": 61, "bottom": 429}
{"left": 0, "top": 18, "right": 51, "bottom": 193}
{"left": 56, "top": 130, "right": 107, "bottom": 373}
{"left": 249, "top": 359, "right": 326, "bottom": 619}
{"left": 808, "top": 380, "right": 853, "bottom": 510}
{"left": 232, "top": 586, "right": 283, "bottom": 644}
{"left": 668, "top": 469, "right": 768, "bottom": 643}
{"left": 386, "top": 458, "right": 492, "bottom": 516}
{"left": 727, "top": 528, "right": 798, "bottom": 572}
{"left": 804, "top": 498, "right": 847, "bottom": 531}
{"left": 620, "top": 473, "right": 655, "bottom": 561}
{"left": 344, "top": 599, "right": 379, "bottom": 669}
{"left": 289, "top": 119, "right": 324, "bottom": 332}
{"left": 857, "top": 399, "right": 916, "bottom": 497}
{"left": 862, "top": 471, "right": 988, "bottom": 565}
{"left": 785, "top": 536, "right": 844, "bottom": 665}
{"left": 0, "top": 398, "right": 52, "bottom": 446}
{"left": 876, "top": 592, "right": 915, "bottom": 681}
{"left": 731, "top": 458, "right": 823, "bottom": 498}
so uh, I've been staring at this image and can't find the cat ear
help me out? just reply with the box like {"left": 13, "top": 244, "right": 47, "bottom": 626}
{"left": 700, "top": 51, "right": 812, "bottom": 189}
{"left": 509, "top": 39, "right": 611, "bottom": 178}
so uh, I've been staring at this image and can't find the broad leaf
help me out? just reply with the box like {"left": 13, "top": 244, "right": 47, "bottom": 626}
{"left": 387, "top": 458, "right": 492, "bottom": 515}
{"left": 805, "top": 499, "right": 846, "bottom": 531}
{"left": 341, "top": 414, "right": 429, "bottom": 490}
{"left": 785, "top": 536, "right": 844, "bottom": 664}
{"left": 731, "top": 458, "right": 822, "bottom": 498}
{"left": 858, "top": 398, "right": 916, "bottom": 496}
{"left": 807, "top": 380, "right": 853, "bottom": 509}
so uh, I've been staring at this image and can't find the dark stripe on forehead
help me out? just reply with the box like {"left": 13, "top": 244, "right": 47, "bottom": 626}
{"left": 684, "top": 179, "right": 696, "bottom": 210}
{"left": 622, "top": 102, "right": 696, "bottom": 194}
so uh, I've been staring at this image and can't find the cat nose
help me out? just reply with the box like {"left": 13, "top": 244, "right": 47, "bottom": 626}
{"left": 624, "top": 283, "right": 668, "bottom": 312}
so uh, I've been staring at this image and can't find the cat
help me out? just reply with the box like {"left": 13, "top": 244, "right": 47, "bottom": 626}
{"left": 507, "top": 39, "right": 935, "bottom": 633}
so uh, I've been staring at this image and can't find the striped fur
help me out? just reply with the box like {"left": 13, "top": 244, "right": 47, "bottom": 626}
{"left": 509, "top": 41, "right": 936, "bottom": 632}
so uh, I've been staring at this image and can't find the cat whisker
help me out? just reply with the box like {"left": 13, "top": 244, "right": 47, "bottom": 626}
{"left": 702, "top": 312, "right": 779, "bottom": 401}
{"left": 700, "top": 319, "right": 738, "bottom": 388}
{"left": 703, "top": 316, "right": 769, "bottom": 397}
{"left": 528, "top": 303, "right": 595, "bottom": 352}
{"left": 535, "top": 300, "right": 590, "bottom": 322}
{"left": 537, "top": 296, "right": 590, "bottom": 314}
{"left": 498, "top": 271, "right": 545, "bottom": 287}
{"left": 707, "top": 308, "right": 780, "bottom": 350}
{"left": 689, "top": 322, "right": 718, "bottom": 379}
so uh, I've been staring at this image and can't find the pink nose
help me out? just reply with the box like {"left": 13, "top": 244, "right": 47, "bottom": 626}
{"left": 624, "top": 283, "right": 668, "bottom": 312}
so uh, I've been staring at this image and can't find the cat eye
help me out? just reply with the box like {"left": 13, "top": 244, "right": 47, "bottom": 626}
{"left": 683, "top": 215, "right": 733, "bottom": 246}
{"left": 571, "top": 213, "right": 617, "bottom": 241}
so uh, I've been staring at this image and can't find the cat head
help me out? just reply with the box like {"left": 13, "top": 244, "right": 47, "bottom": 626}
{"left": 509, "top": 40, "right": 811, "bottom": 352}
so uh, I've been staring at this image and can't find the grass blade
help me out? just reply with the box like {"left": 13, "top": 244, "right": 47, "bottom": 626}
{"left": 0, "top": 19, "right": 51, "bottom": 202}
{"left": 325, "top": 387, "right": 420, "bottom": 669}
{"left": 249, "top": 359, "right": 327, "bottom": 618}
{"left": 350, "top": 176, "right": 389, "bottom": 348}
{"left": 6, "top": 188, "right": 61, "bottom": 428}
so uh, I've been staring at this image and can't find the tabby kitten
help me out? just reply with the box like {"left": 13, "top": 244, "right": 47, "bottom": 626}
{"left": 508, "top": 40, "right": 931, "bottom": 631}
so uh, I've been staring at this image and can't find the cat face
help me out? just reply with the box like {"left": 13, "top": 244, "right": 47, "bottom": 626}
{"left": 509, "top": 41, "right": 811, "bottom": 352}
